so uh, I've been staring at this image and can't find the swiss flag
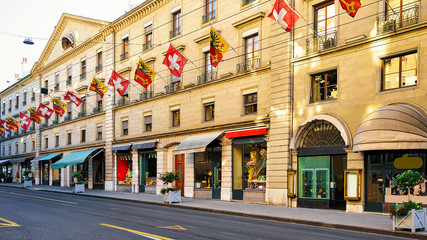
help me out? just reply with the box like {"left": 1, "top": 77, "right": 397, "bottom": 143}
{"left": 36, "top": 103, "right": 54, "bottom": 119}
{"left": 162, "top": 44, "right": 188, "bottom": 78}
{"left": 20, "top": 112, "right": 31, "bottom": 131}
{"left": 268, "top": 0, "right": 299, "bottom": 32}
{"left": 64, "top": 91, "right": 83, "bottom": 107}
{"left": 108, "top": 70, "right": 130, "bottom": 96}
{"left": 0, "top": 119, "right": 9, "bottom": 132}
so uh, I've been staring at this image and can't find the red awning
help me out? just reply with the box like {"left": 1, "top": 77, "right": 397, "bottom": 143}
{"left": 225, "top": 127, "right": 267, "bottom": 138}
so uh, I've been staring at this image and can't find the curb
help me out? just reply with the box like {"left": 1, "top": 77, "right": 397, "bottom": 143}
{"left": 1, "top": 184, "right": 426, "bottom": 239}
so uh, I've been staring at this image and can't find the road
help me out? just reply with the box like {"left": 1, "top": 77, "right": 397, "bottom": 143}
{"left": 0, "top": 187, "right": 409, "bottom": 240}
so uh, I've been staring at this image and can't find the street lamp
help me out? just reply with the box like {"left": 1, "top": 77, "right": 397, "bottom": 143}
{"left": 23, "top": 38, "right": 34, "bottom": 45}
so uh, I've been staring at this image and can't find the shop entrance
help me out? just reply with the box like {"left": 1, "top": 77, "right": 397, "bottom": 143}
{"left": 175, "top": 154, "right": 185, "bottom": 195}
{"left": 92, "top": 153, "right": 105, "bottom": 189}
{"left": 41, "top": 161, "right": 49, "bottom": 185}
{"left": 139, "top": 152, "right": 157, "bottom": 193}
{"left": 194, "top": 143, "right": 222, "bottom": 199}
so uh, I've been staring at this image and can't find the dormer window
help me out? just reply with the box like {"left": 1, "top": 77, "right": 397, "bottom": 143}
{"left": 62, "top": 33, "right": 75, "bottom": 50}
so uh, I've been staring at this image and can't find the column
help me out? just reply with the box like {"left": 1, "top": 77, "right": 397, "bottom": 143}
{"left": 88, "top": 157, "right": 93, "bottom": 189}
{"left": 132, "top": 149, "right": 139, "bottom": 193}
{"left": 221, "top": 138, "right": 232, "bottom": 201}
{"left": 156, "top": 149, "right": 167, "bottom": 195}
{"left": 184, "top": 152, "right": 194, "bottom": 198}
{"left": 35, "top": 160, "right": 40, "bottom": 185}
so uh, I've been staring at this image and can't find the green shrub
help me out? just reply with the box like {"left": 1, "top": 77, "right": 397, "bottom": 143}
{"left": 158, "top": 171, "right": 181, "bottom": 194}
{"left": 72, "top": 170, "right": 85, "bottom": 184}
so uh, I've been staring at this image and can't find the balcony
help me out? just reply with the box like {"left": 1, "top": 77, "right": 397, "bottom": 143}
{"left": 66, "top": 79, "right": 72, "bottom": 86}
{"left": 96, "top": 65, "right": 103, "bottom": 72}
{"left": 78, "top": 111, "right": 86, "bottom": 118}
{"left": 92, "top": 106, "right": 102, "bottom": 114}
{"left": 23, "top": 101, "right": 26, "bottom": 106}
{"left": 15, "top": 104, "right": 19, "bottom": 109}
{"left": 80, "top": 73, "right": 86, "bottom": 80}
{"left": 165, "top": 82, "right": 181, "bottom": 93}
{"left": 64, "top": 115, "right": 71, "bottom": 122}
{"left": 28, "top": 126, "right": 35, "bottom": 132}
{"left": 169, "top": 27, "right": 181, "bottom": 39}
{"left": 202, "top": 11, "right": 216, "bottom": 24}
{"left": 54, "top": 84, "right": 59, "bottom": 90}
{"left": 376, "top": 4, "right": 419, "bottom": 34}
{"left": 236, "top": 58, "right": 261, "bottom": 74}
{"left": 8, "top": 107, "right": 11, "bottom": 112}
{"left": 306, "top": 31, "right": 338, "bottom": 54}
{"left": 120, "top": 52, "right": 129, "bottom": 61}
{"left": 143, "top": 41, "right": 152, "bottom": 51}
{"left": 242, "top": 0, "right": 255, "bottom": 6}
{"left": 41, "top": 123, "right": 48, "bottom": 129}
{"left": 139, "top": 91, "right": 153, "bottom": 100}
{"left": 52, "top": 120, "right": 58, "bottom": 125}
{"left": 31, "top": 96, "right": 35, "bottom": 102}
{"left": 117, "top": 99, "right": 128, "bottom": 107}
{"left": 197, "top": 71, "right": 217, "bottom": 84}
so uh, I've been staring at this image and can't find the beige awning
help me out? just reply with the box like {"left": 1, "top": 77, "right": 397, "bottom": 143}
{"left": 173, "top": 132, "right": 223, "bottom": 152}
{"left": 353, "top": 104, "right": 427, "bottom": 152}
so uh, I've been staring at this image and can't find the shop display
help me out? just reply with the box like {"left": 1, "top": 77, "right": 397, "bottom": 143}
{"left": 244, "top": 148, "right": 267, "bottom": 190}
{"left": 117, "top": 155, "right": 132, "bottom": 185}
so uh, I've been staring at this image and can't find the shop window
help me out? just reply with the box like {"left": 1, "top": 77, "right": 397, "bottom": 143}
{"left": 244, "top": 93, "right": 257, "bottom": 114}
{"left": 233, "top": 142, "right": 267, "bottom": 191}
{"left": 204, "top": 102, "right": 214, "bottom": 121}
{"left": 145, "top": 115, "right": 152, "bottom": 132}
{"left": 117, "top": 154, "right": 132, "bottom": 185}
{"left": 81, "top": 129, "right": 86, "bottom": 143}
{"left": 311, "top": 70, "right": 337, "bottom": 103}
{"left": 194, "top": 148, "right": 221, "bottom": 189}
{"left": 382, "top": 52, "right": 417, "bottom": 90}
{"left": 122, "top": 120, "right": 128, "bottom": 136}
{"left": 97, "top": 126, "right": 102, "bottom": 140}
{"left": 298, "top": 156, "right": 330, "bottom": 199}
{"left": 172, "top": 110, "right": 180, "bottom": 127}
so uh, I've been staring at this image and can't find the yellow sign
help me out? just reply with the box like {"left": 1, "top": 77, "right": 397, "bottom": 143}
{"left": 393, "top": 154, "right": 423, "bottom": 169}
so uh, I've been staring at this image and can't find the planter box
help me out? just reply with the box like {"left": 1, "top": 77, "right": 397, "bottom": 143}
{"left": 163, "top": 190, "right": 181, "bottom": 204}
{"left": 393, "top": 208, "right": 426, "bottom": 232}
{"left": 73, "top": 183, "right": 85, "bottom": 193}
{"left": 23, "top": 180, "right": 32, "bottom": 188}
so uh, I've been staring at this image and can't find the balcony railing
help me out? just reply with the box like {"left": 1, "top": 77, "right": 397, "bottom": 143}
{"left": 28, "top": 126, "right": 35, "bottom": 132}
{"left": 197, "top": 71, "right": 218, "bottom": 84}
{"left": 139, "top": 91, "right": 153, "bottom": 100}
{"left": 54, "top": 84, "right": 59, "bottom": 90}
{"left": 376, "top": 4, "right": 419, "bottom": 34}
{"left": 64, "top": 115, "right": 71, "bottom": 122}
{"left": 165, "top": 82, "right": 181, "bottom": 93}
{"left": 96, "top": 65, "right": 103, "bottom": 72}
{"left": 8, "top": 107, "right": 11, "bottom": 112}
{"left": 117, "top": 99, "right": 127, "bottom": 107}
{"left": 306, "top": 31, "right": 338, "bottom": 54}
{"left": 202, "top": 11, "right": 216, "bottom": 24}
{"left": 78, "top": 111, "right": 86, "bottom": 118}
{"left": 23, "top": 101, "right": 26, "bottom": 106}
{"left": 242, "top": 0, "right": 255, "bottom": 6}
{"left": 80, "top": 73, "right": 86, "bottom": 80}
{"left": 52, "top": 120, "right": 58, "bottom": 125}
{"left": 92, "top": 106, "right": 102, "bottom": 114}
{"left": 15, "top": 104, "right": 19, "bottom": 109}
{"left": 143, "top": 41, "right": 152, "bottom": 51}
{"left": 66, "top": 79, "right": 72, "bottom": 86}
{"left": 41, "top": 123, "right": 48, "bottom": 129}
{"left": 236, "top": 58, "right": 261, "bottom": 74}
{"left": 120, "top": 52, "right": 129, "bottom": 61}
{"left": 170, "top": 27, "right": 181, "bottom": 39}
{"left": 31, "top": 96, "right": 35, "bottom": 101}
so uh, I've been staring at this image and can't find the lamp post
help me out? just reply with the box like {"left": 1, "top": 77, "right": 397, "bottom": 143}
{"left": 23, "top": 38, "right": 34, "bottom": 45}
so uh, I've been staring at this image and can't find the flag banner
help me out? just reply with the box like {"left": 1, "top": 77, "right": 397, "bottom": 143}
{"left": 64, "top": 91, "right": 83, "bottom": 107}
{"left": 0, "top": 127, "right": 3, "bottom": 137}
{"left": 29, "top": 107, "right": 41, "bottom": 124}
{"left": 6, "top": 117, "right": 20, "bottom": 132}
{"left": 162, "top": 44, "right": 188, "bottom": 78}
{"left": 36, "top": 103, "right": 54, "bottom": 119}
{"left": 268, "top": 0, "right": 299, "bottom": 32}
{"left": 90, "top": 76, "right": 108, "bottom": 98}
{"left": 134, "top": 59, "right": 156, "bottom": 89}
{"left": 109, "top": 70, "right": 130, "bottom": 96}
{"left": 53, "top": 97, "right": 67, "bottom": 117}
{"left": 210, "top": 27, "right": 230, "bottom": 68}
{"left": 339, "top": 0, "right": 362, "bottom": 18}
{"left": 19, "top": 112, "right": 31, "bottom": 131}
{"left": 0, "top": 119, "right": 9, "bottom": 132}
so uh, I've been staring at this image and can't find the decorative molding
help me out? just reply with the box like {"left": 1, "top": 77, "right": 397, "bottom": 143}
{"left": 144, "top": 57, "right": 156, "bottom": 64}
{"left": 194, "top": 31, "right": 220, "bottom": 44}
{"left": 232, "top": 12, "right": 265, "bottom": 28}
{"left": 118, "top": 67, "right": 132, "bottom": 74}
{"left": 76, "top": 85, "right": 88, "bottom": 92}
{"left": 162, "top": 45, "right": 185, "bottom": 55}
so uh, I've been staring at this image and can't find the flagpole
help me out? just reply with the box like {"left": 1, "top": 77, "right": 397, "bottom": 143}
{"left": 210, "top": 25, "right": 241, "bottom": 60}
{"left": 138, "top": 57, "right": 169, "bottom": 86}
{"left": 170, "top": 42, "right": 204, "bottom": 75}
{"left": 384, "top": 0, "right": 397, "bottom": 14}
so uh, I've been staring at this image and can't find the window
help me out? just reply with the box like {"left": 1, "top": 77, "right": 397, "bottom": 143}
{"left": 2, "top": 102, "right": 5, "bottom": 113}
{"left": 80, "top": 58, "right": 86, "bottom": 79}
{"left": 15, "top": 142, "right": 18, "bottom": 154}
{"left": 204, "top": 102, "right": 214, "bottom": 121}
{"left": 314, "top": 1, "right": 336, "bottom": 49}
{"left": 8, "top": 145, "right": 11, "bottom": 155}
{"left": 2, "top": 146, "right": 5, "bottom": 156}
{"left": 298, "top": 156, "right": 331, "bottom": 199}
{"left": 311, "top": 70, "right": 337, "bottom": 102}
{"left": 32, "top": 140, "right": 35, "bottom": 151}
{"left": 382, "top": 52, "right": 417, "bottom": 90}
{"left": 244, "top": 93, "right": 257, "bottom": 114}
{"left": 55, "top": 135, "right": 59, "bottom": 147}
{"left": 23, "top": 91, "right": 27, "bottom": 105}
{"left": 171, "top": 10, "right": 181, "bottom": 38}
{"left": 203, "top": 51, "right": 216, "bottom": 81}
{"left": 97, "top": 126, "right": 102, "bottom": 140}
{"left": 203, "top": 0, "right": 216, "bottom": 23}
{"left": 55, "top": 72, "right": 60, "bottom": 90}
{"left": 117, "top": 154, "right": 132, "bottom": 185}
{"left": 67, "top": 102, "right": 72, "bottom": 117}
{"left": 44, "top": 79, "right": 48, "bottom": 89}
{"left": 172, "top": 110, "right": 180, "bottom": 127}
{"left": 96, "top": 50, "right": 102, "bottom": 72}
{"left": 244, "top": 34, "right": 259, "bottom": 69}
{"left": 67, "top": 65, "right": 72, "bottom": 85}
{"left": 144, "top": 24, "right": 153, "bottom": 50}
{"left": 15, "top": 95, "right": 19, "bottom": 109}
{"left": 97, "top": 95, "right": 103, "bottom": 111}
{"left": 8, "top": 99, "right": 11, "bottom": 112}
{"left": 67, "top": 132, "right": 72, "bottom": 145}
{"left": 145, "top": 115, "right": 152, "bottom": 132}
{"left": 31, "top": 90, "right": 35, "bottom": 101}
{"left": 23, "top": 142, "right": 26, "bottom": 153}
{"left": 122, "top": 120, "right": 128, "bottom": 136}
{"left": 385, "top": 0, "right": 417, "bottom": 26}
{"left": 80, "top": 99, "right": 86, "bottom": 115}
{"left": 242, "top": 0, "right": 255, "bottom": 6}
{"left": 45, "top": 137, "right": 48, "bottom": 149}
{"left": 81, "top": 129, "right": 86, "bottom": 143}
{"left": 121, "top": 37, "right": 129, "bottom": 60}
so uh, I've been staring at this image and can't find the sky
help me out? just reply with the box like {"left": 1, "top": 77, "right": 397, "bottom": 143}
{"left": 0, "top": 0, "right": 138, "bottom": 92}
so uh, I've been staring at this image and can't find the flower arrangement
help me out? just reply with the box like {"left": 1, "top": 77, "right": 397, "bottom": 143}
{"left": 23, "top": 169, "right": 32, "bottom": 181}
{"left": 158, "top": 171, "right": 181, "bottom": 195}
{"left": 385, "top": 200, "right": 423, "bottom": 219}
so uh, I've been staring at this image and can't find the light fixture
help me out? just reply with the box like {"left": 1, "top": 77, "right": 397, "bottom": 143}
{"left": 23, "top": 38, "right": 34, "bottom": 45}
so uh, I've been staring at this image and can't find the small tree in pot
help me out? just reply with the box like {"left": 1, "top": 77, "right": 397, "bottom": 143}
{"left": 23, "top": 169, "right": 32, "bottom": 188}
{"left": 158, "top": 171, "right": 181, "bottom": 204}
{"left": 72, "top": 170, "right": 85, "bottom": 193}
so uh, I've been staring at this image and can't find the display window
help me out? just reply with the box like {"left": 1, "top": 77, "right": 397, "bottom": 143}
{"left": 117, "top": 154, "right": 132, "bottom": 185}
{"left": 140, "top": 152, "right": 157, "bottom": 186}
{"left": 233, "top": 142, "right": 267, "bottom": 191}
{"left": 298, "top": 156, "right": 330, "bottom": 199}
{"left": 195, "top": 149, "right": 221, "bottom": 189}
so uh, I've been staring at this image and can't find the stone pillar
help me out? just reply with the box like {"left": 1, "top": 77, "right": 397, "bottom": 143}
{"left": 12, "top": 163, "right": 19, "bottom": 183}
{"left": 221, "top": 137, "right": 232, "bottom": 201}
{"left": 88, "top": 157, "right": 93, "bottom": 189}
{"left": 289, "top": 151, "right": 299, "bottom": 208}
{"left": 112, "top": 152, "right": 117, "bottom": 192}
{"left": 34, "top": 160, "right": 40, "bottom": 185}
{"left": 156, "top": 149, "right": 167, "bottom": 195}
{"left": 132, "top": 149, "right": 139, "bottom": 193}
{"left": 345, "top": 149, "right": 364, "bottom": 213}
{"left": 184, "top": 152, "right": 194, "bottom": 198}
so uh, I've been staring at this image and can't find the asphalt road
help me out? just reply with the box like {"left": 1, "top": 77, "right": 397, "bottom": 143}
{"left": 0, "top": 187, "right": 410, "bottom": 240}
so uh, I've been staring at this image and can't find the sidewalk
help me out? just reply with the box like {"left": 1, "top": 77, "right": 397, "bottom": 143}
{"left": 1, "top": 183, "right": 426, "bottom": 239}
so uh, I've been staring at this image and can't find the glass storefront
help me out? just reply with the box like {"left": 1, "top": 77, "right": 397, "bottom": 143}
{"left": 41, "top": 161, "right": 49, "bottom": 185}
{"left": 117, "top": 154, "right": 132, "bottom": 185}
{"left": 93, "top": 152, "right": 105, "bottom": 189}
{"left": 195, "top": 149, "right": 222, "bottom": 190}
{"left": 139, "top": 152, "right": 157, "bottom": 187}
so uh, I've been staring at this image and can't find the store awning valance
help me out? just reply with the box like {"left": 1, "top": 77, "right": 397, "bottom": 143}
{"left": 31, "top": 154, "right": 49, "bottom": 162}
{"left": 9, "top": 158, "right": 26, "bottom": 163}
{"left": 353, "top": 104, "right": 427, "bottom": 152}
{"left": 0, "top": 159, "right": 11, "bottom": 165}
{"left": 39, "top": 153, "right": 63, "bottom": 161}
{"left": 52, "top": 148, "right": 103, "bottom": 169}
{"left": 132, "top": 140, "right": 157, "bottom": 150}
{"left": 173, "top": 132, "right": 223, "bottom": 152}
{"left": 112, "top": 144, "right": 132, "bottom": 151}
{"left": 225, "top": 127, "right": 267, "bottom": 139}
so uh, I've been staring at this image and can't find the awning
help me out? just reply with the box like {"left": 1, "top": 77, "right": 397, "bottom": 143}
{"left": 132, "top": 140, "right": 157, "bottom": 150}
{"left": 39, "top": 153, "right": 63, "bottom": 161}
{"left": 52, "top": 148, "right": 103, "bottom": 169}
{"left": 112, "top": 144, "right": 132, "bottom": 151}
{"left": 0, "top": 159, "right": 11, "bottom": 165}
{"left": 353, "top": 104, "right": 427, "bottom": 152}
{"left": 31, "top": 154, "right": 49, "bottom": 162}
{"left": 225, "top": 126, "right": 267, "bottom": 139}
{"left": 9, "top": 158, "right": 26, "bottom": 163}
{"left": 173, "top": 132, "right": 223, "bottom": 152}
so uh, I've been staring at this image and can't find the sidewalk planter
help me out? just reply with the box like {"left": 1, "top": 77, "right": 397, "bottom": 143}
{"left": 73, "top": 183, "right": 85, "bottom": 193}
{"left": 393, "top": 208, "right": 426, "bottom": 233}
{"left": 163, "top": 190, "right": 181, "bottom": 204}
{"left": 23, "top": 180, "right": 32, "bottom": 188}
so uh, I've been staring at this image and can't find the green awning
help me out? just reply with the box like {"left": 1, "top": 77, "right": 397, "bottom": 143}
{"left": 39, "top": 153, "right": 63, "bottom": 161}
{"left": 51, "top": 148, "right": 103, "bottom": 169}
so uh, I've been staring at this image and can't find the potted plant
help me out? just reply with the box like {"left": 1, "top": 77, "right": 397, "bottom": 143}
{"left": 158, "top": 171, "right": 181, "bottom": 204}
{"left": 385, "top": 170, "right": 426, "bottom": 232}
{"left": 23, "top": 170, "right": 32, "bottom": 188}
{"left": 72, "top": 170, "right": 85, "bottom": 193}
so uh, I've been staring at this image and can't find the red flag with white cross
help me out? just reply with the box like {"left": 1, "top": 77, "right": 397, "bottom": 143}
{"left": 109, "top": 70, "right": 130, "bottom": 96}
{"left": 36, "top": 103, "right": 54, "bottom": 119}
{"left": 268, "top": 0, "right": 299, "bottom": 32}
{"left": 162, "top": 44, "right": 188, "bottom": 78}
{"left": 20, "top": 112, "right": 31, "bottom": 131}
{"left": 64, "top": 91, "right": 83, "bottom": 107}
{"left": 0, "top": 119, "right": 9, "bottom": 132}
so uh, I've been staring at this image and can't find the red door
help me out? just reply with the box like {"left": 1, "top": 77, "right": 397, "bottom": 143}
{"left": 175, "top": 154, "right": 184, "bottom": 195}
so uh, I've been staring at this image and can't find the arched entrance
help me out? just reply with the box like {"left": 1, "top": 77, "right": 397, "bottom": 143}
{"left": 292, "top": 117, "right": 350, "bottom": 209}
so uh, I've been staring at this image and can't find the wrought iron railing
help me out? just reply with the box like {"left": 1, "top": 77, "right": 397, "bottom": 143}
{"left": 140, "top": 91, "right": 153, "bottom": 100}
{"left": 28, "top": 127, "right": 35, "bottom": 132}
{"left": 202, "top": 11, "right": 216, "bottom": 24}
{"left": 120, "top": 52, "right": 129, "bottom": 61}
{"left": 23, "top": 101, "right": 26, "bottom": 106}
{"left": 31, "top": 96, "right": 35, "bottom": 101}
{"left": 92, "top": 106, "right": 102, "bottom": 114}
{"left": 78, "top": 111, "right": 86, "bottom": 118}
{"left": 117, "top": 99, "right": 126, "bottom": 107}
{"left": 54, "top": 84, "right": 59, "bottom": 90}
{"left": 165, "top": 82, "right": 181, "bottom": 93}
{"left": 306, "top": 31, "right": 338, "bottom": 54}
{"left": 80, "top": 73, "right": 86, "bottom": 80}
{"left": 64, "top": 115, "right": 71, "bottom": 122}
{"left": 143, "top": 41, "right": 152, "bottom": 51}
{"left": 197, "top": 71, "right": 217, "bottom": 84}
{"left": 66, "top": 79, "right": 72, "bottom": 86}
{"left": 376, "top": 4, "right": 419, "bottom": 34}
{"left": 170, "top": 27, "right": 181, "bottom": 38}
{"left": 8, "top": 107, "right": 11, "bottom": 112}
{"left": 52, "top": 120, "right": 58, "bottom": 125}
{"left": 15, "top": 104, "right": 19, "bottom": 109}
{"left": 41, "top": 123, "right": 48, "bottom": 129}
{"left": 236, "top": 58, "right": 261, "bottom": 74}
{"left": 96, "top": 65, "right": 103, "bottom": 72}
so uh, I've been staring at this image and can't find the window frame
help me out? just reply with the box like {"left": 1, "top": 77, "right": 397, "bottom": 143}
{"left": 243, "top": 92, "right": 257, "bottom": 115}
{"left": 172, "top": 10, "right": 182, "bottom": 36}
{"left": 145, "top": 25, "right": 153, "bottom": 49}
{"left": 67, "top": 132, "right": 72, "bottom": 145}
{"left": 122, "top": 120, "right": 129, "bottom": 136}
{"left": 145, "top": 115, "right": 152, "bottom": 132}
{"left": 96, "top": 126, "right": 103, "bottom": 140}
{"left": 244, "top": 34, "right": 259, "bottom": 66}
{"left": 172, "top": 109, "right": 180, "bottom": 127}
{"left": 381, "top": 51, "right": 418, "bottom": 91}
{"left": 310, "top": 69, "right": 338, "bottom": 103}
{"left": 204, "top": 102, "right": 215, "bottom": 122}
{"left": 314, "top": 1, "right": 335, "bottom": 37}
{"left": 55, "top": 135, "right": 60, "bottom": 147}
{"left": 81, "top": 129, "right": 86, "bottom": 143}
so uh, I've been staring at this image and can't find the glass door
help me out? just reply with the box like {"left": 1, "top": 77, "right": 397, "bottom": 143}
{"left": 212, "top": 149, "right": 222, "bottom": 199}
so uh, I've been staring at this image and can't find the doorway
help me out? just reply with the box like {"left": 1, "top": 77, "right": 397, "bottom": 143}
{"left": 175, "top": 154, "right": 185, "bottom": 195}
{"left": 139, "top": 152, "right": 157, "bottom": 192}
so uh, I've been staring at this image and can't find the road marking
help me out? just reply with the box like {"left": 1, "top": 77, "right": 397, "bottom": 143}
{"left": 0, "top": 217, "right": 20, "bottom": 228}
{"left": 100, "top": 223, "right": 175, "bottom": 240}
{"left": 157, "top": 225, "right": 187, "bottom": 230}
{"left": 0, "top": 190, "right": 77, "bottom": 205}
